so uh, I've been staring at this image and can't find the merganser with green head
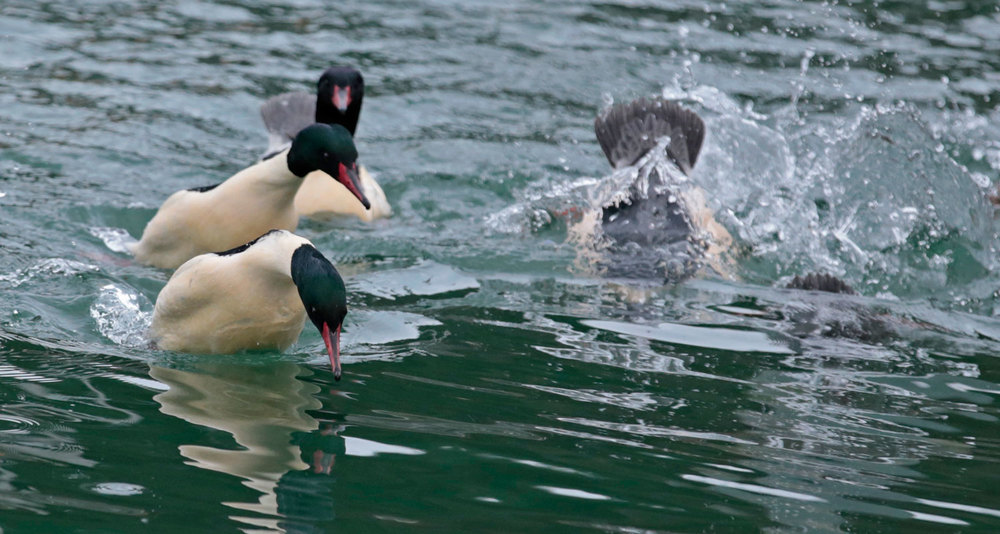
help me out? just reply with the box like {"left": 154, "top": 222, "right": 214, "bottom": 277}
{"left": 131, "top": 123, "right": 369, "bottom": 269}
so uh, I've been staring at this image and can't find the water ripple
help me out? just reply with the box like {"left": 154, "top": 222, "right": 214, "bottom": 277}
{"left": 348, "top": 411, "right": 539, "bottom": 440}
{"left": 682, "top": 474, "right": 826, "bottom": 502}
{"left": 0, "top": 258, "right": 99, "bottom": 288}
{"left": 535, "top": 485, "right": 613, "bottom": 501}
{"left": 582, "top": 319, "right": 797, "bottom": 355}
{"left": 0, "top": 413, "right": 40, "bottom": 434}
{"left": 560, "top": 417, "right": 757, "bottom": 446}
{"left": 343, "top": 436, "right": 424, "bottom": 457}
{"left": 0, "top": 364, "right": 61, "bottom": 384}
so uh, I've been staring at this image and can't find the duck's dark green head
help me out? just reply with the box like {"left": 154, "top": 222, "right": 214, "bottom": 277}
{"left": 286, "top": 123, "right": 370, "bottom": 210}
{"left": 316, "top": 66, "right": 364, "bottom": 135}
{"left": 290, "top": 244, "right": 348, "bottom": 380}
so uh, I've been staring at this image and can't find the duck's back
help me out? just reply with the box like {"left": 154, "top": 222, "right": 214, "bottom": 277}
{"left": 130, "top": 188, "right": 215, "bottom": 269}
{"left": 132, "top": 154, "right": 302, "bottom": 269}
{"left": 150, "top": 251, "right": 306, "bottom": 354}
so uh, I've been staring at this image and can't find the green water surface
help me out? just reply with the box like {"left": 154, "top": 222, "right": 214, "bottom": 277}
{"left": 2, "top": 1, "right": 1000, "bottom": 532}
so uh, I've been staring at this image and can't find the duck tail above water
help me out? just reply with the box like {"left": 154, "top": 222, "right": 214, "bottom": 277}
{"left": 260, "top": 91, "right": 316, "bottom": 159}
{"left": 594, "top": 97, "right": 706, "bottom": 174}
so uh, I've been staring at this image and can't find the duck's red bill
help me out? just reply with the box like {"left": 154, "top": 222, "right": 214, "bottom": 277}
{"left": 322, "top": 322, "right": 342, "bottom": 381}
{"left": 338, "top": 162, "right": 371, "bottom": 210}
{"left": 332, "top": 85, "right": 352, "bottom": 113}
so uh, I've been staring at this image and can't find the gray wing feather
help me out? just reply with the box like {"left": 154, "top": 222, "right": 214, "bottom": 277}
{"left": 260, "top": 91, "right": 315, "bottom": 158}
{"left": 594, "top": 97, "right": 705, "bottom": 174}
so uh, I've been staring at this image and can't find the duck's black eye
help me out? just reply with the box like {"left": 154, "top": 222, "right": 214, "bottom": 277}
{"left": 322, "top": 151, "right": 330, "bottom": 160}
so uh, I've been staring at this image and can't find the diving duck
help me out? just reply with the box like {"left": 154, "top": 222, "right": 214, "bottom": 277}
{"left": 131, "top": 123, "right": 369, "bottom": 269}
{"left": 261, "top": 66, "right": 391, "bottom": 221}
{"left": 570, "top": 96, "right": 735, "bottom": 281}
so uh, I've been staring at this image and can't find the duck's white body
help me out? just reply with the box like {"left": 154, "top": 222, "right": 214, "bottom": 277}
{"left": 130, "top": 152, "right": 302, "bottom": 269}
{"left": 294, "top": 164, "right": 391, "bottom": 221}
{"left": 149, "top": 230, "right": 312, "bottom": 354}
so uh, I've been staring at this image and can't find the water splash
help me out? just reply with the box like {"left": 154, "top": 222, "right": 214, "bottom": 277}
{"left": 646, "top": 84, "right": 1000, "bottom": 305}
{"left": 89, "top": 284, "right": 152, "bottom": 347}
{"left": 88, "top": 227, "right": 136, "bottom": 254}
{"left": 485, "top": 176, "right": 600, "bottom": 235}
{"left": 801, "top": 104, "right": 997, "bottom": 296}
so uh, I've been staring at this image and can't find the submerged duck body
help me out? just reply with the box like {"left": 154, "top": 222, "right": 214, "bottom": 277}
{"left": 260, "top": 66, "right": 391, "bottom": 221}
{"left": 573, "top": 97, "right": 734, "bottom": 281}
{"left": 130, "top": 123, "right": 369, "bottom": 269}
{"left": 149, "top": 229, "right": 349, "bottom": 379}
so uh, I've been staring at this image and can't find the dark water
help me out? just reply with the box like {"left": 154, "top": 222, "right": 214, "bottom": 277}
{"left": 3, "top": 0, "right": 1000, "bottom": 531}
